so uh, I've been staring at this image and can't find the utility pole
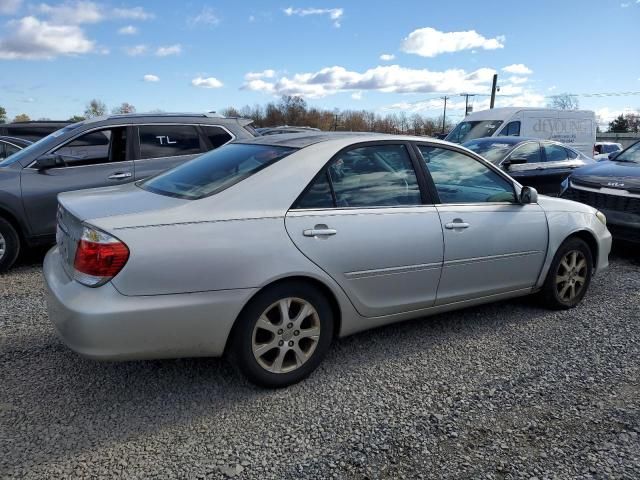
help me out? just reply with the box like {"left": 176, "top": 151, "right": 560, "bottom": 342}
{"left": 490, "top": 74, "right": 498, "bottom": 109}
{"left": 460, "top": 93, "right": 476, "bottom": 116}
{"left": 333, "top": 112, "right": 340, "bottom": 131}
{"left": 441, "top": 96, "right": 450, "bottom": 134}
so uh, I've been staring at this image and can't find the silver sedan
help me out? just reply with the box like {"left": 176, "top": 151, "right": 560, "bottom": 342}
{"left": 44, "top": 133, "right": 612, "bottom": 387}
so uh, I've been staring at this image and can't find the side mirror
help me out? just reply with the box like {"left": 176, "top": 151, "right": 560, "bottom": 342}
{"left": 35, "top": 154, "right": 65, "bottom": 170}
{"left": 608, "top": 151, "right": 620, "bottom": 161}
{"left": 520, "top": 186, "right": 538, "bottom": 204}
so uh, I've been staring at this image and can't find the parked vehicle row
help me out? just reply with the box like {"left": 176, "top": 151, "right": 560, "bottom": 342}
{"left": 43, "top": 132, "right": 611, "bottom": 387}
{"left": 0, "top": 121, "right": 72, "bottom": 142}
{"left": 0, "top": 113, "right": 256, "bottom": 271}
{"left": 0, "top": 136, "right": 31, "bottom": 160}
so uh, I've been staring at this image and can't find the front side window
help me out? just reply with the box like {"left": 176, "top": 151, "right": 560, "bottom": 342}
{"left": 499, "top": 121, "right": 521, "bottom": 137}
{"left": 418, "top": 145, "right": 516, "bottom": 204}
{"left": 509, "top": 142, "right": 542, "bottom": 163}
{"left": 446, "top": 120, "right": 503, "bottom": 144}
{"left": 296, "top": 144, "right": 421, "bottom": 209}
{"left": 53, "top": 127, "right": 127, "bottom": 166}
{"left": 543, "top": 143, "right": 569, "bottom": 162}
{"left": 140, "top": 143, "right": 296, "bottom": 199}
{"left": 138, "top": 125, "right": 204, "bottom": 159}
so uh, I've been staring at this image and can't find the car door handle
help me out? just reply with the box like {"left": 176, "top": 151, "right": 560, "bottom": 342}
{"left": 445, "top": 222, "right": 470, "bottom": 230}
{"left": 108, "top": 172, "right": 132, "bottom": 180}
{"left": 303, "top": 228, "right": 337, "bottom": 237}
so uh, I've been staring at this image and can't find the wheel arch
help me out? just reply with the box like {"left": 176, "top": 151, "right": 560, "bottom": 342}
{"left": 223, "top": 275, "right": 343, "bottom": 355}
{"left": 0, "top": 205, "right": 25, "bottom": 243}
{"left": 566, "top": 229, "right": 599, "bottom": 268}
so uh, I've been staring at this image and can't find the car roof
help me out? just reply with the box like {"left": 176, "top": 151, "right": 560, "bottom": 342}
{"left": 464, "top": 136, "right": 541, "bottom": 145}
{"left": 0, "top": 135, "right": 32, "bottom": 146}
{"left": 81, "top": 112, "right": 253, "bottom": 127}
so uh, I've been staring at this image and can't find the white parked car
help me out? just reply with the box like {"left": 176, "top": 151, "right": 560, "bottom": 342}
{"left": 593, "top": 142, "right": 623, "bottom": 161}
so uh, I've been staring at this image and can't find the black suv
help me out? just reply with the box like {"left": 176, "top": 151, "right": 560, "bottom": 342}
{"left": 562, "top": 140, "right": 640, "bottom": 242}
{"left": 0, "top": 113, "right": 256, "bottom": 271}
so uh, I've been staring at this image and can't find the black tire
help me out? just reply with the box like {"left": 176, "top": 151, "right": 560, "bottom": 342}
{"left": 231, "top": 282, "right": 334, "bottom": 388}
{"left": 0, "top": 217, "right": 20, "bottom": 273}
{"left": 539, "top": 237, "right": 593, "bottom": 310}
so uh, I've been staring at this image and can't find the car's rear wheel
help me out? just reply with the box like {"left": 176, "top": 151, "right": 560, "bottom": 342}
{"left": 231, "top": 282, "right": 334, "bottom": 388}
{"left": 540, "top": 237, "right": 593, "bottom": 309}
{"left": 0, "top": 217, "right": 20, "bottom": 273}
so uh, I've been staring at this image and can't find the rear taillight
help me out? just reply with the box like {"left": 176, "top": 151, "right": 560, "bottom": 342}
{"left": 73, "top": 225, "right": 129, "bottom": 287}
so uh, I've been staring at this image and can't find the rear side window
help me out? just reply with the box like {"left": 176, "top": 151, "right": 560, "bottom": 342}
{"left": 140, "top": 143, "right": 296, "bottom": 199}
{"left": 201, "top": 126, "right": 233, "bottom": 149}
{"left": 4, "top": 143, "right": 21, "bottom": 158}
{"left": 138, "top": 125, "right": 204, "bottom": 159}
{"left": 543, "top": 144, "right": 569, "bottom": 162}
{"left": 294, "top": 144, "right": 421, "bottom": 208}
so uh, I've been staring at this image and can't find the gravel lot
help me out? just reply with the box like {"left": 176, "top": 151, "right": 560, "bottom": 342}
{"left": 1, "top": 245, "right": 639, "bottom": 479}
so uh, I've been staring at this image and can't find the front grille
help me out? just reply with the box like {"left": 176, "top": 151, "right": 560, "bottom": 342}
{"left": 563, "top": 187, "right": 640, "bottom": 215}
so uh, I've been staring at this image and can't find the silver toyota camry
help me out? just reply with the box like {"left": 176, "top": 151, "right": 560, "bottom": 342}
{"left": 44, "top": 133, "right": 612, "bottom": 387}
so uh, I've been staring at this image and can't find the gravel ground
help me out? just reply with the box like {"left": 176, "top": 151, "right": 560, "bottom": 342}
{"left": 1, "top": 245, "right": 639, "bottom": 479}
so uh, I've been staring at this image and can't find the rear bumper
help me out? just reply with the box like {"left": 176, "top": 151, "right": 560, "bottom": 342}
{"left": 43, "top": 247, "right": 256, "bottom": 360}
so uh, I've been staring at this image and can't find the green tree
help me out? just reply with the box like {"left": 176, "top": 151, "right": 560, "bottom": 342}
{"left": 84, "top": 99, "right": 108, "bottom": 118}
{"left": 13, "top": 113, "right": 30, "bottom": 122}
{"left": 68, "top": 115, "right": 86, "bottom": 122}
{"left": 609, "top": 114, "right": 629, "bottom": 133}
{"left": 0, "top": 106, "right": 6, "bottom": 123}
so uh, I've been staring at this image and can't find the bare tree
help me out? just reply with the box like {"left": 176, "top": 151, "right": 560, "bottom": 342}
{"left": 112, "top": 102, "right": 136, "bottom": 114}
{"left": 13, "top": 113, "right": 30, "bottom": 122}
{"left": 547, "top": 93, "right": 579, "bottom": 110}
{"left": 84, "top": 99, "right": 108, "bottom": 118}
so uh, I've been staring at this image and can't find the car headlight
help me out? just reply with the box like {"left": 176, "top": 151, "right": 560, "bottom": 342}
{"left": 595, "top": 210, "right": 607, "bottom": 226}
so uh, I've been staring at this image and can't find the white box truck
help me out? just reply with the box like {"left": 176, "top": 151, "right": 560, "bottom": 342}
{"left": 445, "top": 107, "right": 596, "bottom": 156}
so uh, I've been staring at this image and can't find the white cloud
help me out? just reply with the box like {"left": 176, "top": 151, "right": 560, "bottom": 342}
{"left": 192, "top": 76, "right": 223, "bottom": 88}
{"left": 188, "top": 6, "right": 220, "bottom": 26}
{"left": 0, "top": 16, "right": 94, "bottom": 59}
{"left": 595, "top": 107, "right": 640, "bottom": 125}
{"left": 118, "top": 25, "right": 137, "bottom": 35}
{"left": 508, "top": 76, "right": 528, "bottom": 85}
{"left": 351, "top": 91, "right": 362, "bottom": 100}
{"left": 548, "top": 85, "right": 557, "bottom": 91}
{"left": 36, "top": 1, "right": 103, "bottom": 24}
{"left": 502, "top": 63, "right": 533, "bottom": 75}
{"left": 387, "top": 91, "right": 545, "bottom": 113}
{"left": 283, "top": 7, "right": 343, "bottom": 27}
{"left": 124, "top": 44, "right": 147, "bottom": 56}
{"left": 112, "top": 6, "right": 153, "bottom": 20}
{"left": 155, "top": 44, "right": 181, "bottom": 56}
{"left": 379, "top": 53, "right": 395, "bottom": 61}
{"left": 242, "top": 64, "right": 497, "bottom": 98}
{"left": 401, "top": 27, "right": 505, "bottom": 57}
{"left": 143, "top": 74, "right": 159, "bottom": 82}
{"left": 0, "top": 0, "right": 22, "bottom": 15}
{"left": 244, "top": 69, "right": 276, "bottom": 80}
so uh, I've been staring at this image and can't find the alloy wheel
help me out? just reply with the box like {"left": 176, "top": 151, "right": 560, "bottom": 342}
{"left": 251, "top": 297, "right": 321, "bottom": 374}
{"left": 555, "top": 250, "right": 588, "bottom": 302}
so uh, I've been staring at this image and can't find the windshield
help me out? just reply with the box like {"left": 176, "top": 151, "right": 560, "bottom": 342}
{"left": 615, "top": 142, "right": 640, "bottom": 163}
{"left": 140, "top": 143, "right": 297, "bottom": 200}
{"left": 446, "top": 120, "right": 504, "bottom": 144}
{"left": 463, "top": 140, "right": 514, "bottom": 164}
{"left": 0, "top": 123, "right": 83, "bottom": 167}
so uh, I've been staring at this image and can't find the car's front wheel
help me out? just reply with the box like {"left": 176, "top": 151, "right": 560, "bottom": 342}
{"left": 540, "top": 237, "right": 593, "bottom": 309}
{"left": 0, "top": 217, "right": 20, "bottom": 273}
{"left": 231, "top": 282, "right": 334, "bottom": 388}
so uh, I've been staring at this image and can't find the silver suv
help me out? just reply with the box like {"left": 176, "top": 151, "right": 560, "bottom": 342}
{"left": 0, "top": 113, "right": 256, "bottom": 271}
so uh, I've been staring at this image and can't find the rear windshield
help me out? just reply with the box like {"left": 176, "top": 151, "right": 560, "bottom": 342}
{"left": 445, "top": 120, "right": 503, "bottom": 144}
{"left": 463, "top": 140, "right": 515, "bottom": 164}
{"left": 139, "top": 143, "right": 297, "bottom": 199}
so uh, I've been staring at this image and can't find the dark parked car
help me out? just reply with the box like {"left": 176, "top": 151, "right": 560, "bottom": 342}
{"left": 0, "top": 121, "right": 71, "bottom": 142}
{"left": 0, "top": 113, "right": 256, "bottom": 271}
{"left": 0, "top": 136, "right": 32, "bottom": 160}
{"left": 562, "top": 140, "right": 640, "bottom": 242}
{"left": 463, "top": 137, "right": 594, "bottom": 196}
{"left": 256, "top": 126, "right": 321, "bottom": 136}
